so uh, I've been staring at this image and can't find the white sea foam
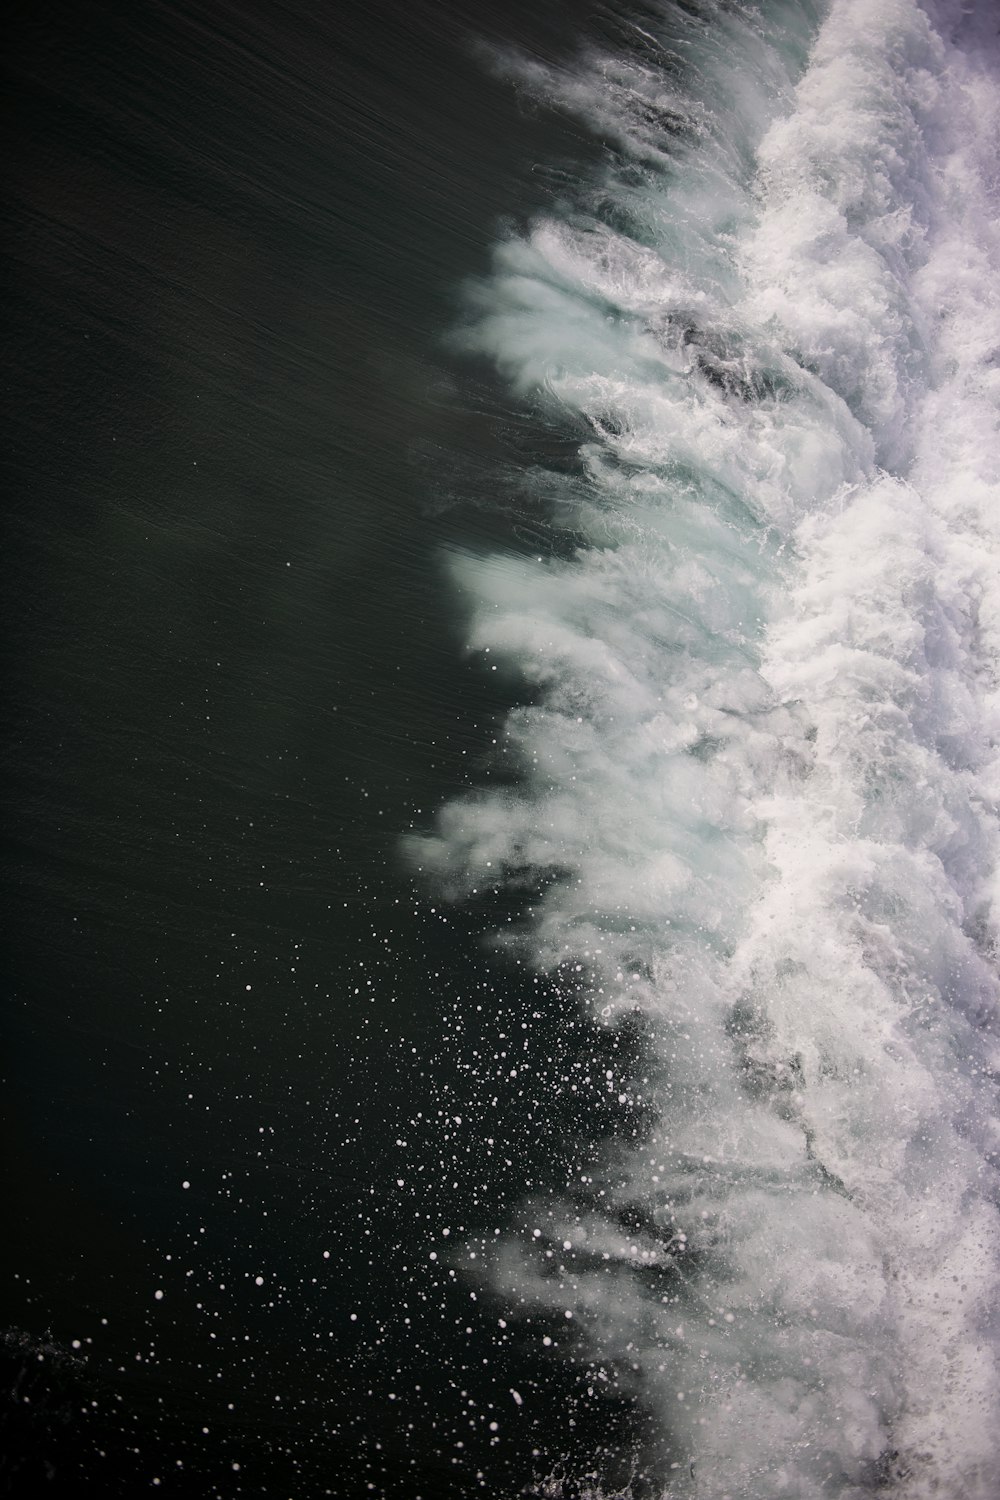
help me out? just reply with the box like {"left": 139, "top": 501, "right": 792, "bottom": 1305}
{"left": 411, "top": 1, "right": 1000, "bottom": 1494}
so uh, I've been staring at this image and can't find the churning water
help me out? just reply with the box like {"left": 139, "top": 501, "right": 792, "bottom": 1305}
{"left": 409, "top": 1, "right": 1000, "bottom": 1494}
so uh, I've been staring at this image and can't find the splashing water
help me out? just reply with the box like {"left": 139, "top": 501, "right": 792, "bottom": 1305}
{"left": 409, "top": 1, "right": 1000, "bottom": 1494}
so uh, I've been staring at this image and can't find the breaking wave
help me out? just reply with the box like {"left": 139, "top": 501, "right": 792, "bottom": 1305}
{"left": 409, "top": 1, "right": 1000, "bottom": 1493}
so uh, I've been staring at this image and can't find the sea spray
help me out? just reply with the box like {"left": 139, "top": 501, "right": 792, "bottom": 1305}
{"left": 408, "top": 1, "right": 1000, "bottom": 1493}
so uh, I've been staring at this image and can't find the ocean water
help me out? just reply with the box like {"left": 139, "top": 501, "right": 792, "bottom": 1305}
{"left": 3, "top": 0, "right": 999, "bottom": 1497}
{"left": 408, "top": 0, "right": 1000, "bottom": 1495}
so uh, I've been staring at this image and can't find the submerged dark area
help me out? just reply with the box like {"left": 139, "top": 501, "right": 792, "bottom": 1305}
{"left": 1, "top": 0, "right": 651, "bottom": 1495}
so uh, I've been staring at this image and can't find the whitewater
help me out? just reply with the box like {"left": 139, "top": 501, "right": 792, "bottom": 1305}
{"left": 408, "top": 0, "right": 1000, "bottom": 1494}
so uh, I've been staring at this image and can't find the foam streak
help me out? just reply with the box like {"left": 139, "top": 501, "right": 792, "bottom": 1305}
{"left": 411, "top": 2, "right": 1000, "bottom": 1492}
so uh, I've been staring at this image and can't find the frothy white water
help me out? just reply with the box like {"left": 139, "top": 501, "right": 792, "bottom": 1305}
{"left": 410, "top": 1, "right": 1000, "bottom": 1494}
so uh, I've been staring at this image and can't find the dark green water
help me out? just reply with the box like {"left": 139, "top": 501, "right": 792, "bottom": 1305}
{"left": 2, "top": 1, "right": 649, "bottom": 1495}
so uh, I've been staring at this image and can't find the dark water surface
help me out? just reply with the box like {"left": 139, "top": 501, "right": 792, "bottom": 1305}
{"left": 2, "top": 2, "right": 642, "bottom": 1495}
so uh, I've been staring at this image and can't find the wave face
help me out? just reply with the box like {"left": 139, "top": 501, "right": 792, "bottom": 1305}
{"left": 409, "top": 1, "right": 1000, "bottom": 1494}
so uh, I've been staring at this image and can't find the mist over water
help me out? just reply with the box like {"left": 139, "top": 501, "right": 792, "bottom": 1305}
{"left": 411, "top": 1, "right": 1000, "bottom": 1494}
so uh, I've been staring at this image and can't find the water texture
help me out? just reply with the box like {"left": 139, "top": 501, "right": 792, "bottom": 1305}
{"left": 411, "top": 2, "right": 1000, "bottom": 1494}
